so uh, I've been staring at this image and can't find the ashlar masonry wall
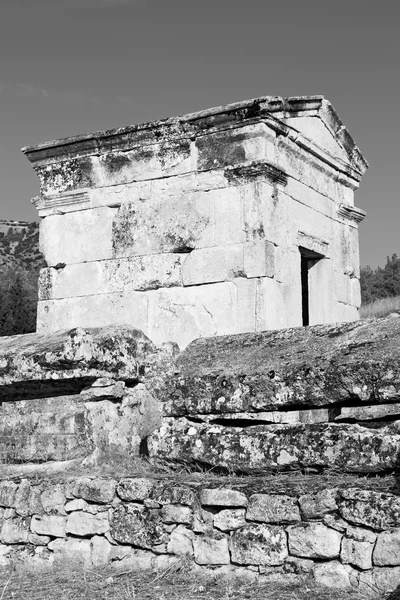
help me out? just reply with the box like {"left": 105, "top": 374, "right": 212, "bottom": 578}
{"left": 23, "top": 95, "right": 368, "bottom": 348}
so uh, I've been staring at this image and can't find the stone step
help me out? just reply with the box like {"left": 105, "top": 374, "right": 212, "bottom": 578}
{"left": 158, "top": 316, "right": 400, "bottom": 416}
{"left": 148, "top": 417, "right": 400, "bottom": 474}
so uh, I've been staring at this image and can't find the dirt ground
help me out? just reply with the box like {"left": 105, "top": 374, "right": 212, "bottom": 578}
{"left": 0, "top": 565, "right": 389, "bottom": 600}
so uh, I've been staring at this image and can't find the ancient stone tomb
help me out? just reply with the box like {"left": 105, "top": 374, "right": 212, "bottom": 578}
{"left": 23, "top": 95, "right": 367, "bottom": 348}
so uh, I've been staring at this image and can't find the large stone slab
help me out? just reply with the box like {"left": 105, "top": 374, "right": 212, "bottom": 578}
{"left": 0, "top": 326, "right": 155, "bottom": 399}
{"left": 148, "top": 418, "right": 400, "bottom": 474}
{"left": 157, "top": 316, "right": 400, "bottom": 415}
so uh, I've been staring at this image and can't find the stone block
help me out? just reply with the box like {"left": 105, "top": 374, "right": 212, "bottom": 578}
{"left": 334, "top": 272, "right": 351, "bottom": 305}
{"left": 28, "top": 533, "right": 51, "bottom": 546}
{"left": 213, "top": 187, "right": 245, "bottom": 246}
{"left": 350, "top": 278, "right": 361, "bottom": 307}
{"left": 336, "top": 403, "right": 400, "bottom": 421}
{"left": 0, "top": 517, "right": 30, "bottom": 544}
{"left": 299, "top": 489, "right": 338, "bottom": 520}
{"left": 332, "top": 221, "right": 360, "bottom": 279}
{"left": 313, "top": 561, "right": 353, "bottom": 590}
{"left": 213, "top": 509, "right": 246, "bottom": 532}
{"left": 247, "top": 494, "right": 301, "bottom": 524}
{"left": 200, "top": 488, "right": 248, "bottom": 507}
{"left": 66, "top": 511, "right": 109, "bottom": 536}
{"left": 193, "top": 533, "right": 230, "bottom": 565}
{"left": 91, "top": 535, "right": 112, "bottom": 567}
{"left": 65, "top": 499, "right": 88, "bottom": 513}
{"left": 99, "top": 139, "right": 192, "bottom": 186}
{"left": 243, "top": 240, "right": 275, "bottom": 278}
{"left": 341, "top": 537, "right": 373, "bottom": 570}
{"left": 31, "top": 515, "right": 67, "bottom": 538}
{"left": 256, "top": 277, "right": 287, "bottom": 331}
{"left": 167, "top": 525, "right": 194, "bottom": 556}
{"left": 358, "top": 566, "right": 400, "bottom": 597}
{"left": 42, "top": 254, "right": 185, "bottom": 300}
{"left": 72, "top": 478, "right": 116, "bottom": 504}
{"left": 15, "top": 481, "right": 43, "bottom": 517}
{"left": 149, "top": 417, "right": 400, "bottom": 474}
{"left": 112, "top": 192, "right": 214, "bottom": 258}
{"left": 153, "top": 485, "right": 196, "bottom": 507}
{"left": 332, "top": 302, "right": 359, "bottom": 323}
{"left": 41, "top": 485, "right": 66, "bottom": 515}
{"left": 182, "top": 245, "right": 243, "bottom": 286}
{"left": 339, "top": 489, "right": 400, "bottom": 530}
{"left": 110, "top": 504, "right": 168, "bottom": 549}
{"left": 37, "top": 291, "right": 149, "bottom": 334}
{"left": 51, "top": 538, "right": 92, "bottom": 569}
{"left": 230, "top": 524, "right": 288, "bottom": 566}
{"left": 233, "top": 277, "right": 257, "bottom": 333}
{"left": 161, "top": 504, "right": 192, "bottom": 525}
{"left": 374, "top": 529, "right": 400, "bottom": 566}
{"left": 116, "top": 478, "right": 155, "bottom": 502}
{"left": 0, "top": 481, "right": 18, "bottom": 507}
{"left": 196, "top": 123, "right": 275, "bottom": 171}
{"left": 147, "top": 282, "right": 237, "bottom": 348}
{"left": 39, "top": 207, "right": 116, "bottom": 266}
{"left": 287, "top": 523, "right": 342, "bottom": 558}
{"left": 283, "top": 174, "right": 335, "bottom": 219}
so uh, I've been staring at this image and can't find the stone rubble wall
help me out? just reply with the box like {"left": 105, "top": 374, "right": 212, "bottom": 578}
{"left": 0, "top": 475, "right": 400, "bottom": 596}
{"left": 22, "top": 96, "right": 366, "bottom": 347}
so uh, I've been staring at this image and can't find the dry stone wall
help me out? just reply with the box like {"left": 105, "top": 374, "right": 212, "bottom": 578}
{"left": 1, "top": 475, "right": 400, "bottom": 597}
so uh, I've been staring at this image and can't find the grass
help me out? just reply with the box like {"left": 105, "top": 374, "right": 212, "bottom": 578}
{"left": 360, "top": 296, "right": 400, "bottom": 319}
{"left": 0, "top": 565, "right": 385, "bottom": 600}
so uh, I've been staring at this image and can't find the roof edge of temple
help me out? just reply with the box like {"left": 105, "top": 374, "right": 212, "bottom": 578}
{"left": 21, "top": 95, "right": 368, "bottom": 176}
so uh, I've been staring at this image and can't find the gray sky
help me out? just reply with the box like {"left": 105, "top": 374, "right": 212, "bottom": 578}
{"left": 0, "top": 0, "right": 398, "bottom": 268}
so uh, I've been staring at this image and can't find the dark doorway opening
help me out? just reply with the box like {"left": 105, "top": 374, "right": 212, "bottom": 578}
{"left": 301, "top": 254, "right": 310, "bottom": 326}
{"left": 299, "top": 247, "right": 324, "bottom": 327}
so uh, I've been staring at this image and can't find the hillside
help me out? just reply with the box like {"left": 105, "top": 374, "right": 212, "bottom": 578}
{"left": 0, "top": 220, "right": 45, "bottom": 274}
{"left": 0, "top": 220, "right": 45, "bottom": 336}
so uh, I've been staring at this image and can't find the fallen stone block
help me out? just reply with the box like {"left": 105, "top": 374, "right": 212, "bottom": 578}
{"left": 159, "top": 316, "right": 400, "bottom": 415}
{"left": 148, "top": 418, "right": 400, "bottom": 474}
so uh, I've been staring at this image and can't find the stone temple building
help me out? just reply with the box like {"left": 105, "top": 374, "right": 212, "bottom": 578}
{"left": 23, "top": 95, "right": 368, "bottom": 349}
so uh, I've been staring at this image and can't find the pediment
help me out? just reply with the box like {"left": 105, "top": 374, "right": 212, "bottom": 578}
{"left": 283, "top": 115, "right": 350, "bottom": 164}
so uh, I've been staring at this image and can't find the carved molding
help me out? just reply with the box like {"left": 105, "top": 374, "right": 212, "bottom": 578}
{"left": 225, "top": 161, "right": 287, "bottom": 186}
{"left": 297, "top": 230, "right": 330, "bottom": 258}
{"left": 35, "top": 191, "right": 90, "bottom": 211}
{"left": 337, "top": 204, "right": 366, "bottom": 223}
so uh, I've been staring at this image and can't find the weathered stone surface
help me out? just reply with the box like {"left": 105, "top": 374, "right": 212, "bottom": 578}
{"left": 0, "top": 481, "right": 17, "bottom": 507}
{"left": 31, "top": 515, "right": 67, "bottom": 538}
{"left": 42, "top": 254, "right": 185, "bottom": 300}
{"left": 66, "top": 511, "right": 109, "bottom": 536}
{"left": 247, "top": 494, "right": 300, "bottom": 523}
{"left": 299, "top": 489, "right": 338, "bottom": 519}
{"left": 50, "top": 538, "right": 92, "bottom": 568}
{"left": 0, "top": 517, "right": 30, "bottom": 544}
{"left": 149, "top": 418, "right": 400, "bottom": 474}
{"left": 213, "top": 509, "right": 246, "bottom": 532}
{"left": 28, "top": 532, "right": 51, "bottom": 546}
{"left": 65, "top": 499, "right": 88, "bottom": 512}
{"left": 230, "top": 524, "right": 288, "bottom": 566}
{"left": 116, "top": 478, "right": 155, "bottom": 502}
{"left": 336, "top": 403, "right": 400, "bottom": 421}
{"left": 288, "top": 523, "right": 342, "bottom": 559}
{"left": 153, "top": 485, "right": 196, "bottom": 507}
{"left": 193, "top": 533, "right": 230, "bottom": 565}
{"left": 0, "top": 326, "right": 155, "bottom": 398}
{"left": 341, "top": 537, "right": 373, "bottom": 570}
{"left": 358, "top": 566, "right": 400, "bottom": 596}
{"left": 72, "top": 478, "right": 116, "bottom": 504}
{"left": 41, "top": 485, "right": 66, "bottom": 515}
{"left": 110, "top": 504, "right": 168, "bottom": 549}
{"left": 159, "top": 317, "right": 400, "bottom": 416}
{"left": 14, "top": 481, "right": 43, "bottom": 517}
{"left": 200, "top": 488, "right": 248, "bottom": 507}
{"left": 91, "top": 535, "right": 113, "bottom": 567}
{"left": 167, "top": 525, "right": 194, "bottom": 556}
{"left": 339, "top": 489, "right": 400, "bottom": 530}
{"left": 374, "top": 529, "right": 400, "bottom": 566}
{"left": 313, "top": 561, "right": 353, "bottom": 590}
{"left": 161, "top": 504, "right": 192, "bottom": 525}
